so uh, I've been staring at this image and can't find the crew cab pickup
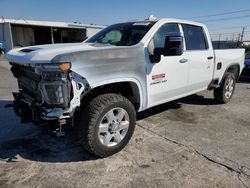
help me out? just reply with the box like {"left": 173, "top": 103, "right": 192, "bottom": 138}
{"left": 5, "top": 18, "right": 245, "bottom": 157}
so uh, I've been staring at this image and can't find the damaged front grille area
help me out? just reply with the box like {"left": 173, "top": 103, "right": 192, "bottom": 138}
{"left": 9, "top": 62, "right": 88, "bottom": 125}
{"left": 11, "top": 63, "right": 43, "bottom": 103}
{"left": 10, "top": 63, "right": 71, "bottom": 109}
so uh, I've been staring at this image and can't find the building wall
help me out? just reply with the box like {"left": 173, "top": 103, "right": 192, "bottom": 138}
{"left": 0, "top": 22, "right": 103, "bottom": 52}
{"left": 11, "top": 26, "right": 35, "bottom": 47}
{"left": 86, "top": 28, "right": 102, "bottom": 38}
{"left": 0, "top": 23, "right": 13, "bottom": 52}
{"left": 0, "top": 24, "right": 3, "bottom": 42}
{"left": 243, "top": 41, "right": 250, "bottom": 46}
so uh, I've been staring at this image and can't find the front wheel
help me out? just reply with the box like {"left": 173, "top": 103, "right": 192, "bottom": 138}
{"left": 213, "top": 73, "right": 236, "bottom": 104}
{"left": 77, "top": 93, "right": 136, "bottom": 157}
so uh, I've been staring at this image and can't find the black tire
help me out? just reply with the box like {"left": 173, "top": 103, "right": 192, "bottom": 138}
{"left": 213, "top": 73, "right": 236, "bottom": 104}
{"left": 76, "top": 93, "right": 136, "bottom": 157}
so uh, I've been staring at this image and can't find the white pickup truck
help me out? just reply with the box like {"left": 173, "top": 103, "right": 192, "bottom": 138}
{"left": 6, "top": 18, "right": 245, "bottom": 157}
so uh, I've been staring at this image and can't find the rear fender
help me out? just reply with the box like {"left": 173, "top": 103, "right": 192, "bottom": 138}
{"left": 220, "top": 63, "right": 240, "bottom": 84}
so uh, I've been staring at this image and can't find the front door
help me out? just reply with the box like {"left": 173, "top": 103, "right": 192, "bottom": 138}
{"left": 146, "top": 23, "right": 189, "bottom": 108}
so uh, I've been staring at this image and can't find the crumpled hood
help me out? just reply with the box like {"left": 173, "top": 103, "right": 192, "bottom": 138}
{"left": 5, "top": 42, "right": 113, "bottom": 64}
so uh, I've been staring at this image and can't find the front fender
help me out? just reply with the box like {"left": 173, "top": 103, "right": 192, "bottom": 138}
{"left": 91, "top": 78, "right": 145, "bottom": 111}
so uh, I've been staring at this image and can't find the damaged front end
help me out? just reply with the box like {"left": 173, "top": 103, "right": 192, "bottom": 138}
{"left": 10, "top": 62, "right": 88, "bottom": 127}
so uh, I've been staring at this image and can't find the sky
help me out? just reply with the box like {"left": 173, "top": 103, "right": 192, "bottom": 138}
{"left": 1, "top": 0, "right": 250, "bottom": 40}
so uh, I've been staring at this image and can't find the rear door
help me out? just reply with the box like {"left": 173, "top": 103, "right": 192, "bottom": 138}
{"left": 182, "top": 24, "right": 214, "bottom": 91}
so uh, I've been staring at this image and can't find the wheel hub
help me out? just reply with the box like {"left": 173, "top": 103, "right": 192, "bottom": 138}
{"left": 110, "top": 121, "right": 119, "bottom": 132}
{"left": 225, "top": 78, "right": 234, "bottom": 99}
{"left": 98, "top": 107, "right": 129, "bottom": 147}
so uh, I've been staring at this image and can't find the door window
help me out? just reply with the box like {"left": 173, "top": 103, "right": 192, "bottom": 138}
{"left": 148, "top": 23, "right": 180, "bottom": 54}
{"left": 182, "top": 24, "right": 208, "bottom": 50}
{"left": 154, "top": 23, "right": 180, "bottom": 48}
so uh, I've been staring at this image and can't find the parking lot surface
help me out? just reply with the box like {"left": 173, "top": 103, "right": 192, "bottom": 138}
{"left": 0, "top": 57, "right": 249, "bottom": 188}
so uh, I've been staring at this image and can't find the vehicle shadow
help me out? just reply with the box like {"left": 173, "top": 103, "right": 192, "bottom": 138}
{"left": 137, "top": 93, "right": 218, "bottom": 120}
{"left": 0, "top": 100, "right": 97, "bottom": 163}
{"left": 0, "top": 94, "right": 218, "bottom": 163}
{"left": 238, "top": 78, "right": 250, "bottom": 84}
{"left": 177, "top": 94, "right": 219, "bottom": 106}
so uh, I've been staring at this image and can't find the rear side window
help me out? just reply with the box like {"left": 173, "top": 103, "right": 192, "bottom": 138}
{"left": 182, "top": 24, "right": 208, "bottom": 50}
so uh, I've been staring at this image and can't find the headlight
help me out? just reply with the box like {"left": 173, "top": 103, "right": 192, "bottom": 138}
{"left": 35, "top": 62, "right": 71, "bottom": 74}
{"left": 39, "top": 81, "right": 71, "bottom": 107}
{"left": 36, "top": 62, "right": 72, "bottom": 108}
{"left": 59, "top": 63, "right": 71, "bottom": 72}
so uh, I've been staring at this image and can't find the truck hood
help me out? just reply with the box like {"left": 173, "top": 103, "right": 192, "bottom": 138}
{"left": 5, "top": 42, "right": 146, "bottom": 96}
{"left": 5, "top": 42, "right": 118, "bottom": 64}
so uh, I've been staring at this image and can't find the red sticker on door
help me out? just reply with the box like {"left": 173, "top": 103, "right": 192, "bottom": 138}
{"left": 152, "top": 73, "right": 165, "bottom": 80}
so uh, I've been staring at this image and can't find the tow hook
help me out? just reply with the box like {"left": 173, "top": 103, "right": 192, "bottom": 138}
{"left": 55, "top": 118, "right": 67, "bottom": 137}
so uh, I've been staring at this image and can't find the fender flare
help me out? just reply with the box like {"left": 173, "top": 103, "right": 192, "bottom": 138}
{"left": 220, "top": 63, "right": 240, "bottom": 84}
{"left": 90, "top": 78, "right": 145, "bottom": 111}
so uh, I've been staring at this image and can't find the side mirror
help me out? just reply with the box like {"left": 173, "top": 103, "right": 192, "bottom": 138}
{"left": 150, "top": 34, "right": 184, "bottom": 63}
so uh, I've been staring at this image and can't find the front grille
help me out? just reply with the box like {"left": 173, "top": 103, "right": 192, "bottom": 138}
{"left": 11, "top": 63, "right": 42, "bottom": 102}
{"left": 10, "top": 63, "right": 71, "bottom": 108}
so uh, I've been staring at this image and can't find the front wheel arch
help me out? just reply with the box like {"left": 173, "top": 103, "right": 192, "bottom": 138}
{"left": 81, "top": 80, "right": 144, "bottom": 111}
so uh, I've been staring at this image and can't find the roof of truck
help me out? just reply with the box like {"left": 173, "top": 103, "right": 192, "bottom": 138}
{"left": 125, "top": 17, "right": 205, "bottom": 27}
{"left": 159, "top": 18, "right": 205, "bottom": 26}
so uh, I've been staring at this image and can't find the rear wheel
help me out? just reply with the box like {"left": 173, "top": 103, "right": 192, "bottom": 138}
{"left": 214, "top": 73, "right": 236, "bottom": 104}
{"left": 77, "top": 93, "right": 136, "bottom": 157}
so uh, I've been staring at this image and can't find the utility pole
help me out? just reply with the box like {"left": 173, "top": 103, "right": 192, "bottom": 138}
{"left": 240, "top": 26, "right": 246, "bottom": 42}
{"left": 218, "top": 34, "right": 221, "bottom": 49}
{"left": 237, "top": 33, "right": 241, "bottom": 47}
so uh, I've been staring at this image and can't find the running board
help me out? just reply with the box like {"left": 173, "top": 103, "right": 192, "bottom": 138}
{"left": 208, "top": 79, "right": 220, "bottom": 90}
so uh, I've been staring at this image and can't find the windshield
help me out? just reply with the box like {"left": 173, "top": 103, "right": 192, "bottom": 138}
{"left": 86, "top": 22, "right": 156, "bottom": 46}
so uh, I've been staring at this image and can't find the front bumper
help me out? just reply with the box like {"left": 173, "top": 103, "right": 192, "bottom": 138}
{"left": 13, "top": 92, "right": 42, "bottom": 124}
{"left": 12, "top": 91, "right": 71, "bottom": 125}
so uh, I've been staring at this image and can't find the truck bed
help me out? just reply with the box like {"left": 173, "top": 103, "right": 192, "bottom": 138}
{"left": 213, "top": 49, "right": 245, "bottom": 82}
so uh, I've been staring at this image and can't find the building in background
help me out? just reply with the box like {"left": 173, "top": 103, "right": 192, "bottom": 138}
{"left": 0, "top": 18, "right": 105, "bottom": 52}
{"left": 243, "top": 41, "right": 250, "bottom": 47}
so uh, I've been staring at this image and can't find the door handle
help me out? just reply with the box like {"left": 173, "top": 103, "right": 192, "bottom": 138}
{"left": 179, "top": 58, "right": 188, "bottom": 63}
{"left": 207, "top": 56, "right": 214, "bottom": 60}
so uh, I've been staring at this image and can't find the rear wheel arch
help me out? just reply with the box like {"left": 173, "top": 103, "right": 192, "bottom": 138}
{"left": 214, "top": 72, "right": 236, "bottom": 104}
{"left": 221, "top": 64, "right": 240, "bottom": 82}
